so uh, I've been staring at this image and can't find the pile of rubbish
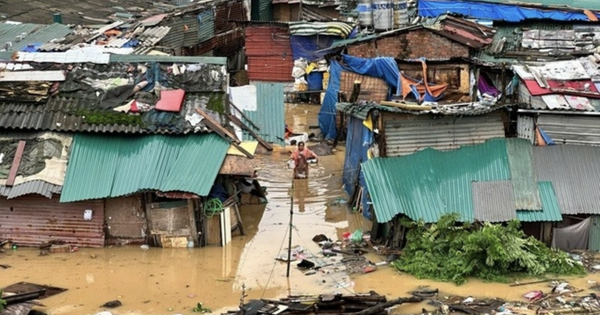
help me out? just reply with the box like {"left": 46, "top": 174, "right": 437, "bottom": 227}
{"left": 413, "top": 281, "right": 600, "bottom": 315}
{"left": 224, "top": 291, "right": 421, "bottom": 315}
{"left": 569, "top": 251, "right": 600, "bottom": 273}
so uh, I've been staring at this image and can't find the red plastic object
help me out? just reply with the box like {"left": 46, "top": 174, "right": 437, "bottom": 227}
{"left": 155, "top": 89, "right": 185, "bottom": 112}
{"left": 130, "top": 100, "right": 139, "bottom": 113}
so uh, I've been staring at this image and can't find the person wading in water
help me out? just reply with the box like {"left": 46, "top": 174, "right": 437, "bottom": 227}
{"left": 288, "top": 141, "right": 318, "bottom": 179}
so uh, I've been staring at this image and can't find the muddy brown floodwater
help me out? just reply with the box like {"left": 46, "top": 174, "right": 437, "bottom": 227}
{"left": 1, "top": 104, "right": 600, "bottom": 315}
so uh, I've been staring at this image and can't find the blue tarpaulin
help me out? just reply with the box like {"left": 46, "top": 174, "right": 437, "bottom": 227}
{"left": 290, "top": 35, "right": 337, "bottom": 61}
{"left": 319, "top": 55, "right": 399, "bottom": 140}
{"left": 419, "top": 0, "right": 597, "bottom": 22}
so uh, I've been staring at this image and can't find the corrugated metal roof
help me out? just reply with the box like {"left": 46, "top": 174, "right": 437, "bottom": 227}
{"left": 384, "top": 112, "right": 506, "bottom": 157}
{"left": 516, "top": 182, "right": 563, "bottom": 222}
{"left": 537, "top": 114, "right": 600, "bottom": 146}
{"left": 0, "top": 23, "right": 73, "bottom": 52}
{"left": 472, "top": 180, "right": 517, "bottom": 222}
{"left": 108, "top": 54, "right": 226, "bottom": 64}
{"left": 533, "top": 144, "right": 600, "bottom": 215}
{"left": 61, "top": 133, "right": 230, "bottom": 202}
{"left": 506, "top": 137, "right": 541, "bottom": 210}
{"left": 242, "top": 83, "right": 285, "bottom": 145}
{"left": 0, "top": 180, "right": 62, "bottom": 199}
{"left": 362, "top": 138, "right": 511, "bottom": 223}
{"left": 213, "top": 27, "right": 244, "bottom": 57}
{"left": 336, "top": 101, "right": 512, "bottom": 120}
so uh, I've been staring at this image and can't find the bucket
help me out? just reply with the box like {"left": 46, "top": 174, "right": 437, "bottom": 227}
{"left": 307, "top": 71, "right": 324, "bottom": 91}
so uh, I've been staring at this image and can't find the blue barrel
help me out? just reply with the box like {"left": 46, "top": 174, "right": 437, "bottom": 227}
{"left": 307, "top": 72, "right": 324, "bottom": 91}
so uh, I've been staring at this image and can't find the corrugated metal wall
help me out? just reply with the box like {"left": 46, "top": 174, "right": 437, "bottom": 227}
{"left": 0, "top": 195, "right": 105, "bottom": 247}
{"left": 215, "top": 1, "right": 246, "bottom": 32}
{"left": 251, "top": 0, "right": 273, "bottom": 21}
{"left": 245, "top": 25, "right": 293, "bottom": 82}
{"left": 384, "top": 112, "right": 505, "bottom": 157}
{"left": 197, "top": 9, "right": 215, "bottom": 43}
{"left": 161, "top": 15, "right": 200, "bottom": 51}
{"left": 589, "top": 215, "right": 600, "bottom": 251}
{"left": 537, "top": 114, "right": 600, "bottom": 146}
{"left": 242, "top": 83, "right": 285, "bottom": 145}
{"left": 517, "top": 115, "right": 535, "bottom": 144}
{"left": 342, "top": 116, "right": 373, "bottom": 219}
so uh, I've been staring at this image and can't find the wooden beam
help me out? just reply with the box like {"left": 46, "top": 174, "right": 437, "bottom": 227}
{"left": 230, "top": 102, "right": 260, "bottom": 130}
{"left": 194, "top": 108, "right": 254, "bottom": 159}
{"left": 227, "top": 114, "right": 273, "bottom": 151}
{"left": 195, "top": 108, "right": 240, "bottom": 143}
{"left": 6, "top": 140, "right": 26, "bottom": 186}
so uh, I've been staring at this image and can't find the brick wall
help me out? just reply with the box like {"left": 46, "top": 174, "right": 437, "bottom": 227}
{"left": 347, "top": 28, "right": 469, "bottom": 60}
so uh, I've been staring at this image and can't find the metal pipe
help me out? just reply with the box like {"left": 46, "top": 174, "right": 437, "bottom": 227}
{"left": 517, "top": 109, "right": 600, "bottom": 116}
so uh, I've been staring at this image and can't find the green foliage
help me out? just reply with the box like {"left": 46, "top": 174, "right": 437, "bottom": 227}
{"left": 392, "top": 214, "right": 585, "bottom": 285}
{"left": 75, "top": 110, "right": 144, "bottom": 127}
{"left": 0, "top": 290, "right": 6, "bottom": 312}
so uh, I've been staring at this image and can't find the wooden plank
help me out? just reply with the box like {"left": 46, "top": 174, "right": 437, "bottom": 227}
{"left": 194, "top": 108, "right": 254, "bottom": 159}
{"left": 6, "top": 140, "right": 26, "bottom": 186}
{"left": 230, "top": 102, "right": 260, "bottom": 130}
{"left": 195, "top": 108, "right": 239, "bottom": 143}
{"left": 379, "top": 101, "right": 432, "bottom": 111}
{"left": 205, "top": 214, "right": 222, "bottom": 246}
{"left": 228, "top": 114, "right": 273, "bottom": 151}
{"left": 187, "top": 200, "right": 199, "bottom": 246}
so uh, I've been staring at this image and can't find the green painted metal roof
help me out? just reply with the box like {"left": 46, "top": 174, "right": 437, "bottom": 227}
{"left": 363, "top": 138, "right": 511, "bottom": 223}
{"left": 516, "top": 182, "right": 563, "bottom": 222}
{"left": 61, "top": 133, "right": 229, "bottom": 202}
{"left": 506, "top": 138, "right": 541, "bottom": 210}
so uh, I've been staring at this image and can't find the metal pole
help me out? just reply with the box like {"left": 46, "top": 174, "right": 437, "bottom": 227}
{"left": 286, "top": 180, "right": 294, "bottom": 278}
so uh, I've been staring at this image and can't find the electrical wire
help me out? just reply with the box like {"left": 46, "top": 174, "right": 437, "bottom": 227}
{"left": 261, "top": 222, "right": 292, "bottom": 298}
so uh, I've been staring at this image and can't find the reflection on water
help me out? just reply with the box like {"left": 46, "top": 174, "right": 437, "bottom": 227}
{"left": 2, "top": 104, "right": 598, "bottom": 315}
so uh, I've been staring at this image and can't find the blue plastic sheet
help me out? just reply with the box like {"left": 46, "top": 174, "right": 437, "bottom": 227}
{"left": 418, "top": 0, "right": 596, "bottom": 22}
{"left": 318, "top": 55, "right": 400, "bottom": 140}
{"left": 290, "top": 35, "right": 337, "bottom": 62}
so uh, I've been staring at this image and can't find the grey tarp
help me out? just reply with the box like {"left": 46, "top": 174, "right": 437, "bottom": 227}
{"left": 552, "top": 217, "right": 591, "bottom": 251}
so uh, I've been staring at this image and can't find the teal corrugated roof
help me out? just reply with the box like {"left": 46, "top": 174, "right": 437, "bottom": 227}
{"left": 363, "top": 138, "right": 511, "bottom": 223}
{"left": 516, "top": 182, "right": 563, "bottom": 222}
{"left": 506, "top": 138, "right": 541, "bottom": 210}
{"left": 61, "top": 133, "right": 229, "bottom": 202}
{"left": 0, "top": 23, "right": 72, "bottom": 52}
{"left": 242, "top": 83, "right": 285, "bottom": 145}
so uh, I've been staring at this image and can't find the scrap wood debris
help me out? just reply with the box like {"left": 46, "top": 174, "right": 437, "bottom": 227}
{"left": 223, "top": 292, "right": 422, "bottom": 315}
{"left": 415, "top": 281, "right": 600, "bottom": 315}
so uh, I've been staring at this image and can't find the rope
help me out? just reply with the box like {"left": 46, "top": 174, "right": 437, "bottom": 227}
{"left": 204, "top": 198, "right": 223, "bottom": 218}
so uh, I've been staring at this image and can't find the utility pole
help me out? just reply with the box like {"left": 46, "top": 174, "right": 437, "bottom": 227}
{"left": 286, "top": 180, "right": 294, "bottom": 278}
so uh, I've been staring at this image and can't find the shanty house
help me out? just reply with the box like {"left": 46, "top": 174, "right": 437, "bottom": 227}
{"left": 0, "top": 54, "right": 262, "bottom": 248}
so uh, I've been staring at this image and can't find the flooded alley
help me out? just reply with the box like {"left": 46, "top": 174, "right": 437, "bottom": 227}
{"left": 2, "top": 104, "right": 600, "bottom": 315}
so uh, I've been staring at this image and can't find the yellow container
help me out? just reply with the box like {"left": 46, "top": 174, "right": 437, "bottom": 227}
{"left": 323, "top": 72, "right": 330, "bottom": 90}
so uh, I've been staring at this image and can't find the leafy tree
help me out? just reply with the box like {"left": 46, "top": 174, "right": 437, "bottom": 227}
{"left": 392, "top": 214, "right": 585, "bottom": 285}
